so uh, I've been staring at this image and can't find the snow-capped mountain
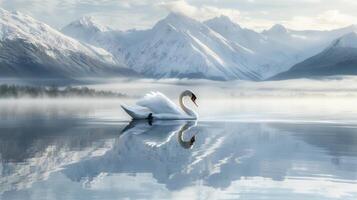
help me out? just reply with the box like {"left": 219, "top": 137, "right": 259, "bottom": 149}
{"left": 205, "top": 17, "right": 289, "bottom": 55}
{"left": 61, "top": 16, "right": 110, "bottom": 41}
{"left": 272, "top": 32, "right": 357, "bottom": 80}
{"left": 204, "top": 16, "right": 302, "bottom": 77}
{"left": 61, "top": 12, "right": 357, "bottom": 81}
{"left": 0, "top": 8, "right": 134, "bottom": 78}
{"left": 62, "top": 16, "right": 128, "bottom": 65}
{"left": 66, "top": 13, "right": 272, "bottom": 80}
{"left": 124, "top": 13, "right": 266, "bottom": 80}
{"left": 263, "top": 24, "right": 357, "bottom": 56}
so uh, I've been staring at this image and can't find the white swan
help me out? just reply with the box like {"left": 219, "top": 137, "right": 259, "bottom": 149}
{"left": 121, "top": 90, "right": 198, "bottom": 120}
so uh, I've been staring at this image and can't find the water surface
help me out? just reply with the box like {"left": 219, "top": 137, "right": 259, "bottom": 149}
{"left": 1, "top": 99, "right": 357, "bottom": 200}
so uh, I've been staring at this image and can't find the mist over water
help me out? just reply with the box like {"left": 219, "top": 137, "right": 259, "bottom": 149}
{"left": 1, "top": 79, "right": 357, "bottom": 199}
{"left": 86, "top": 76, "right": 357, "bottom": 98}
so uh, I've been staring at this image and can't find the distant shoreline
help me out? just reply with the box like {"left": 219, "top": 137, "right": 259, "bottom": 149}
{"left": 0, "top": 84, "right": 129, "bottom": 99}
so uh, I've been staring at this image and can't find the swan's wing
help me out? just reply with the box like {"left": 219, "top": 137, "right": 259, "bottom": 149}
{"left": 136, "top": 92, "right": 183, "bottom": 115}
{"left": 121, "top": 104, "right": 150, "bottom": 119}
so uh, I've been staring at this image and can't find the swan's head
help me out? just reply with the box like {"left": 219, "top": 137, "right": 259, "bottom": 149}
{"left": 187, "top": 90, "right": 198, "bottom": 107}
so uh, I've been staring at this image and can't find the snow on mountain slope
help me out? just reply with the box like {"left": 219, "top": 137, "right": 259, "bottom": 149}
{"left": 61, "top": 16, "right": 109, "bottom": 41}
{"left": 123, "top": 13, "right": 264, "bottom": 80}
{"left": 63, "top": 13, "right": 268, "bottom": 80}
{"left": 331, "top": 31, "right": 357, "bottom": 48}
{"left": 263, "top": 24, "right": 357, "bottom": 57}
{"left": 204, "top": 16, "right": 303, "bottom": 78}
{"left": 0, "top": 8, "right": 134, "bottom": 78}
{"left": 61, "top": 12, "right": 357, "bottom": 81}
{"left": 272, "top": 32, "right": 357, "bottom": 80}
{"left": 62, "top": 16, "right": 127, "bottom": 65}
{"left": 205, "top": 15, "right": 273, "bottom": 53}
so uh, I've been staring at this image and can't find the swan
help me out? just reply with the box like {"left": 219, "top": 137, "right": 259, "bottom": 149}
{"left": 121, "top": 90, "right": 198, "bottom": 120}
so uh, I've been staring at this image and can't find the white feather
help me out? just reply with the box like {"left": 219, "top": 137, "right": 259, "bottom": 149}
{"left": 137, "top": 92, "right": 183, "bottom": 115}
{"left": 121, "top": 91, "right": 197, "bottom": 120}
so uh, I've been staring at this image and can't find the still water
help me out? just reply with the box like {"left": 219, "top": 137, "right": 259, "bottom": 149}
{"left": 1, "top": 98, "right": 357, "bottom": 200}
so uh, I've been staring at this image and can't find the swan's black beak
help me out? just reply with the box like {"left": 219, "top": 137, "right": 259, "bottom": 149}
{"left": 190, "top": 135, "right": 196, "bottom": 144}
{"left": 191, "top": 94, "right": 198, "bottom": 107}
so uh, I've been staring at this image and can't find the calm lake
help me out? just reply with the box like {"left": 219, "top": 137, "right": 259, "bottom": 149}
{"left": 1, "top": 97, "right": 357, "bottom": 200}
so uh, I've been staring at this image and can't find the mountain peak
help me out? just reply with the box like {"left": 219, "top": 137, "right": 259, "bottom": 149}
{"left": 163, "top": 12, "right": 195, "bottom": 23}
{"left": 153, "top": 12, "right": 201, "bottom": 30}
{"left": 0, "top": 7, "right": 35, "bottom": 24}
{"left": 204, "top": 15, "right": 241, "bottom": 30}
{"left": 212, "top": 15, "right": 233, "bottom": 23}
{"left": 0, "top": 8, "right": 126, "bottom": 78}
{"left": 0, "top": 7, "right": 54, "bottom": 41}
{"left": 64, "top": 16, "right": 108, "bottom": 32}
{"left": 270, "top": 24, "right": 287, "bottom": 33}
{"left": 78, "top": 16, "right": 96, "bottom": 25}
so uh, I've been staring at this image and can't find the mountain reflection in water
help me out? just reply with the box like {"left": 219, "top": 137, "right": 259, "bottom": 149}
{"left": 1, "top": 111, "right": 357, "bottom": 199}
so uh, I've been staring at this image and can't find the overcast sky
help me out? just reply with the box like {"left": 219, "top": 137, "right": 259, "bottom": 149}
{"left": 1, "top": 0, "right": 357, "bottom": 31}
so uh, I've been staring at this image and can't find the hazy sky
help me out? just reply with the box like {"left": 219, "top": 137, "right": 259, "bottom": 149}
{"left": 1, "top": 0, "right": 357, "bottom": 31}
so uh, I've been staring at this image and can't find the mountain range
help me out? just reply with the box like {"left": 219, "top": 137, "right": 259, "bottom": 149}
{"left": 61, "top": 13, "right": 357, "bottom": 81}
{"left": 1, "top": 7, "right": 357, "bottom": 81}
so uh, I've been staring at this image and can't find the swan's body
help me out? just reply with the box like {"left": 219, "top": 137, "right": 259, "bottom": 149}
{"left": 121, "top": 90, "right": 198, "bottom": 120}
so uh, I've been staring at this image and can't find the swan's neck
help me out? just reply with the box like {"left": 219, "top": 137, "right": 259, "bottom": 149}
{"left": 179, "top": 91, "right": 197, "bottom": 119}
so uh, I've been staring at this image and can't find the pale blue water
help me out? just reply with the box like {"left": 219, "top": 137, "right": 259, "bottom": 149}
{"left": 1, "top": 99, "right": 357, "bottom": 200}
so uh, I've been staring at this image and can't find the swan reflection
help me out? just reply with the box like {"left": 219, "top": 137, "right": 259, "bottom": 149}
{"left": 121, "top": 119, "right": 197, "bottom": 149}
{"left": 177, "top": 123, "right": 196, "bottom": 149}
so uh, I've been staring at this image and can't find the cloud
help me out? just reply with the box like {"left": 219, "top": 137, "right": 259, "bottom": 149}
{"left": 1, "top": 0, "right": 357, "bottom": 31}
{"left": 158, "top": 0, "right": 241, "bottom": 22}
{"left": 159, "top": 0, "right": 197, "bottom": 16}
{"left": 285, "top": 10, "right": 357, "bottom": 30}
